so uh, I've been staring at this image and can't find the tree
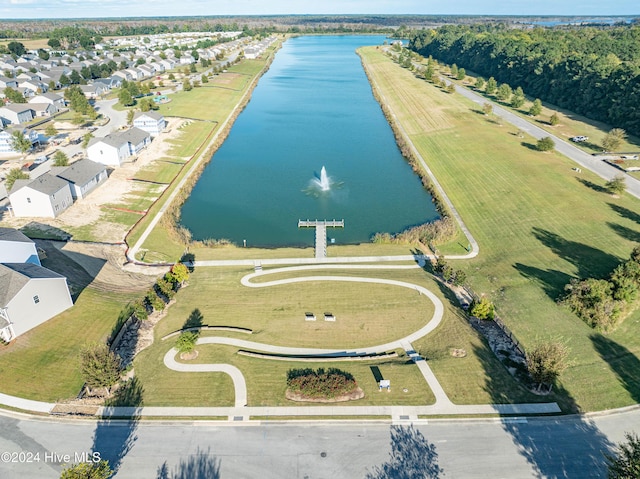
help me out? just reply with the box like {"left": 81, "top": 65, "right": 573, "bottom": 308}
{"left": 7, "top": 41, "right": 25, "bottom": 57}
{"left": 53, "top": 150, "right": 69, "bottom": 167}
{"left": 450, "top": 63, "right": 458, "bottom": 78}
{"left": 82, "top": 132, "right": 93, "bottom": 149}
{"left": 496, "top": 83, "right": 513, "bottom": 102}
{"left": 60, "top": 460, "right": 112, "bottom": 479}
{"left": 526, "top": 340, "right": 570, "bottom": 392}
{"left": 45, "top": 123, "right": 58, "bottom": 137}
{"left": 482, "top": 103, "right": 493, "bottom": 115}
{"left": 59, "top": 74, "right": 71, "bottom": 86}
{"left": 47, "top": 38, "right": 61, "bottom": 49}
{"left": 511, "top": 86, "right": 525, "bottom": 108}
{"left": 5, "top": 168, "right": 29, "bottom": 191}
{"left": 118, "top": 88, "right": 134, "bottom": 107}
{"left": 446, "top": 83, "right": 455, "bottom": 94}
{"left": 485, "top": 77, "right": 497, "bottom": 95}
{"left": 166, "top": 263, "right": 189, "bottom": 287}
{"left": 549, "top": 113, "right": 560, "bottom": 126}
{"left": 9, "top": 130, "right": 32, "bottom": 155}
{"left": 4, "top": 86, "right": 26, "bottom": 103}
{"left": 127, "top": 109, "right": 135, "bottom": 125}
{"left": 602, "top": 128, "right": 627, "bottom": 152}
{"left": 176, "top": 331, "right": 199, "bottom": 353}
{"left": 168, "top": 73, "right": 176, "bottom": 81}
{"left": 536, "top": 136, "right": 555, "bottom": 151}
{"left": 456, "top": 67, "right": 466, "bottom": 80}
{"left": 606, "top": 432, "right": 640, "bottom": 479}
{"left": 475, "top": 76, "right": 485, "bottom": 90}
{"left": 469, "top": 296, "right": 495, "bottom": 320}
{"left": 79, "top": 343, "right": 122, "bottom": 394}
{"left": 529, "top": 98, "right": 543, "bottom": 116}
{"left": 182, "top": 79, "right": 192, "bottom": 91}
{"left": 605, "top": 175, "right": 626, "bottom": 195}
{"left": 201, "top": 74, "right": 208, "bottom": 83}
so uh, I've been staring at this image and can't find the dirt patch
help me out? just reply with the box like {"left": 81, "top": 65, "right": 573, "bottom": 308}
{"left": 179, "top": 350, "right": 199, "bottom": 360}
{"left": 285, "top": 387, "right": 365, "bottom": 403}
{"left": 450, "top": 348, "right": 467, "bottom": 358}
{"left": 37, "top": 240, "right": 159, "bottom": 295}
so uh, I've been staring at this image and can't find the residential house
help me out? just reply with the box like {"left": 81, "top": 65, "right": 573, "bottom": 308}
{"left": 19, "top": 79, "right": 47, "bottom": 94}
{"left": 120, "top": 127, "right": 151, "bottom": 155}
{"left": 79, "top": 83, "right": 106, "bottom": 99}
{"left": 28, "top": 103, "right": 56, "bottom": 118}
{"left": 112, "top": 70, "right": 133, "bottom": 82}
{"left": 29, "top": 92, "right": 65, "bottom": 111}
{"left": 133, "top": 111, "right": 166, "bottom": 137}
{"left": 0, "top": 77, "right": 19, "bottom": 89}
{"left": 92, "top": 76, "right": 122, "bottom": 90}
{"left": 8, "top": 173, "right": 73, "bottom": 218}
{"left": 0, "top": 104, "right": 34, "bottom": 125}
{"left": 50, "top": 159, "right": 107, "bottom": 200}
{"left": 87, "top": 135, "right": 130, "bottom": 167}
{"left": 0, "top": 127, "right": 39, "bottom": 154}
{"left": 0, "top": 262, "right": 73, "bottom": 341}
{"left": 0, "top": 227, "right": 40, "bottom": 265}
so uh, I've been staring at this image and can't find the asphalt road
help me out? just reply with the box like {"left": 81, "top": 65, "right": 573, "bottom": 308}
{"left": 454, "top": 84, "right": 640, "bottom": 200}
{"left": 0, "top": 408, "right": 636, "bottom": 478}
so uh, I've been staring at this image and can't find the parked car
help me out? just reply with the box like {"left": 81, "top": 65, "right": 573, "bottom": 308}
{"left": 621, "top": 155, "right": 639, "bottom": 160}
{"left": 571, "top": 136, "right": 588, "bottom": 142}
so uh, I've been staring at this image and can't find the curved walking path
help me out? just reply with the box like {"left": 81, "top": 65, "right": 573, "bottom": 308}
{"left": 163, "top": 348, "right": 247, "bottom": 407}
{"left": 161, "top": 264, "right": 559, "bottom": 417}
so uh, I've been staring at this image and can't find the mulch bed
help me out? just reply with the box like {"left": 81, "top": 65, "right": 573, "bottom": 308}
{"left": 285, "top": 387, "right": 364, "bottom": 403}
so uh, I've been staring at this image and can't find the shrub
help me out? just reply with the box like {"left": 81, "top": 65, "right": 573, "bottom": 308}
{"left": 286, "top": 368, "right": 358, "bottom": 399}
{"left": 469, "top": 296, "right": 495, "bottom": 320}
{"left": 176, "top": 331, "right": 199, "bottom": 353}
{"left": 80, "top": 343, "right": 122, "bottom": 393}
{"left": 526, "top": 340, "right": 570, "bottom": 392}
{"left": 536, "top": 136, "right": 555, "bottom": 151}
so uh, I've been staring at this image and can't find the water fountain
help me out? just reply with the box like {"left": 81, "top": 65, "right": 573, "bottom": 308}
{"left": 314, "top": 166, "right": 330, "bottom": 191}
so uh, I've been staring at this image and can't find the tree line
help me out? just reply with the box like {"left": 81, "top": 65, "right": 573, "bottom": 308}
{"left": 408, "top": 24, "right": 640, "bottom": 138}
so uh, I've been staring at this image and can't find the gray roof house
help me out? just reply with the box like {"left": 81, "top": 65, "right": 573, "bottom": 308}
{"left": 0, "top": 262, "right": 73, "bottom": 342}
{"left": 0, "top": 227, "right": 40, "bottom": 265}
{"left": 133, "top": 111, "right": 166, "bottom": 137}
{"left": 0, "top": 104, "right": 35, "bottom": 125}
{"left": 8, "top": 173, "right": 73, "bottom": 218}
{"left": 50, "top": 159, "right": 107, "bottom": 200}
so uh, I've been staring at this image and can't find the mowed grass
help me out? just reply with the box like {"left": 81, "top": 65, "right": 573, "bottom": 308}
{"left": 133, "top": 266, "right": 542, "bottom": 407}
{"left": 0, "top": 288, "right": 138, "bottom": 402}
{"left": 360, "top": 46, "right": 640, "bottom": 411}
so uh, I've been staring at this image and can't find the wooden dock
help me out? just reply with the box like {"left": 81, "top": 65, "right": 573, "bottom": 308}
{"left": 298, "top": 219, "right": 344, "bottom": 259}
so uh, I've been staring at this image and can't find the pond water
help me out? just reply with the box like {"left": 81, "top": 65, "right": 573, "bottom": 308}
{"left": 180, "top": 35, "right": 438, "bottom": 247}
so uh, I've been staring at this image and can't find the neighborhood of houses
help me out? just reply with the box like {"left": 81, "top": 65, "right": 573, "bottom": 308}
{"left": 0, "top": 31, "right": 277, "bottom": 344}
{"left": 0, "top": 32, "right": 276, "bottom": 219}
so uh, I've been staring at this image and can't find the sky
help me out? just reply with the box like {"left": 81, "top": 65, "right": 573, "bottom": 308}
{"left": 0, "top": 0, "right": 638, "bottom": 20}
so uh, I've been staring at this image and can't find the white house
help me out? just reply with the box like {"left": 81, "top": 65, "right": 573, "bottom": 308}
{"left": 0, "top": 104, "right": 35, "bottom": 125}
{"left": 29, "top": 92, "right": 65, "bottom": 111}
{"left": 120, "top": 127, "right": 151, "bottom": 155}
{"left": 87, "top": 135, "right": 130, "bottom": 167}
{"left": 51, "top": 159, "right": 108, "bottom": 200}
{"left": 0, "top": 228, "right": 40, "bottom": 265}
{"left": 0, "top": 127, "right": 39, "bottom": 154}
{"left": 9, "top": 173, "right": 73, "bottom": 218}
{"left": 0, "top": 262, "right": 73, "bottom": 341}
{"left": 133, "top": 111, "right": 166, "bottom": 137}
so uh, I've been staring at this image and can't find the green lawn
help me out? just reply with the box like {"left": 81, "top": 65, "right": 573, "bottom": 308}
{"left": 133, "top": 266, "right": 543, "bottom": 407}
{"left": 360, "top": 46, "right": 640, "bottom": 411}
{"left": 0, "top": 288, "right": 138, "bottom": 401}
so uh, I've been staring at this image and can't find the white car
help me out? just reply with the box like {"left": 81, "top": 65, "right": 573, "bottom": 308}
{"left": 571, "top": 136, "right": 588, "bottom": 142}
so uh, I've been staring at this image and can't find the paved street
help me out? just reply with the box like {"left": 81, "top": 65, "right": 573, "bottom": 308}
{"left": 0, "top": 407, "right": 637, "bottom": 478}
{"left": 453, "top": 84, "right": 640, "bottom": 200}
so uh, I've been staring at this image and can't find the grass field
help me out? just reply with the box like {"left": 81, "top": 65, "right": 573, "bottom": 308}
{"left": 133, "top": 266, "right": 545, "bottom": 407}
{"left": 359, "top": 46, "right": 640, "bottom": 411}
{"left": 0, "top": 288, "right": 138, "bottom": 401}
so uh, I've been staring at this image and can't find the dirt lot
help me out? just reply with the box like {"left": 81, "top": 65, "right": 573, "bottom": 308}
{"left": 38, "top": 240, "right": 160, "bottom": 297}
{"left": 1, "top": 118, "right": 186, "bottom": 243}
